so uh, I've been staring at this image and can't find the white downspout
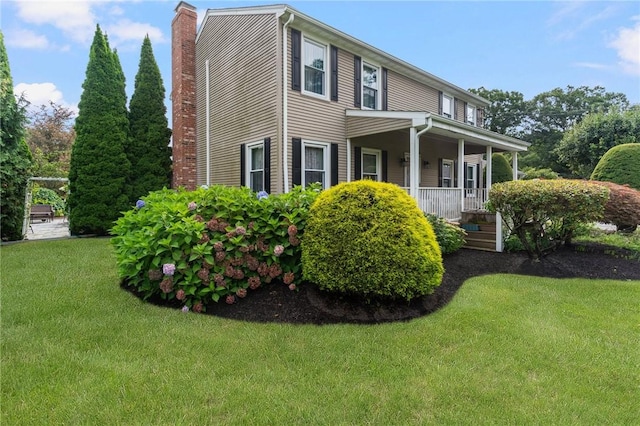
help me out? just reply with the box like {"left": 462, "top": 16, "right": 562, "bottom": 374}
{"left": 458, "top": 138, "right": 464, "bottom": 219}
{"left": 282, "top": 13, "right": 294, "bottom": 193}
{"left": 205, "top": 59, "right": 211, "bottom": 186}
{"left": 346, "top": 138, "right": 352, "bottom": 182}
{"left": 411, "top": 116, "right": 432, "bottom": 201}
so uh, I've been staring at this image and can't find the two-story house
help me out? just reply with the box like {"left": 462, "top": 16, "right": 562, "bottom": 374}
{"left": 171, "top": 2, "right": 528, "bottom": 229}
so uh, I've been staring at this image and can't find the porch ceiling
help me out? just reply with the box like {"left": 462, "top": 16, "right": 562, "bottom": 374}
{"left": 346, "top": 110, "right": 529, "bottom": 152}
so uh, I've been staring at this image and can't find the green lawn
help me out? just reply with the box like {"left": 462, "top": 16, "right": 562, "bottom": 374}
{"left": 2, "top": 239, "right": 639, "bottom": 424}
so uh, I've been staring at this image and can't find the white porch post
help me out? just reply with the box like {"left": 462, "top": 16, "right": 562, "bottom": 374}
{"left": 512, "top": 151, "right": 519, "bottom": 181}
{"left": 458, "top": 139, "right": 464, "bottom": 216}
{"left": 485, "top": 146, "right": 493, "bottom": 190}
{"left": 409, "top": 127, "right": 418, "bottom": 199}
{"left": 346, "top": 138, "right": 351, "bottom": 182}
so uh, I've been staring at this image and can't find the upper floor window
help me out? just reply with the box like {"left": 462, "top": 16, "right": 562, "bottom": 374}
{"left": 466, "top": 104, "right": 476, "bottom": 125}
{"left": 246, "top": 142, "right": 264, "bottom": 192}
{"left": 361, "top": 148, "right": 381, "bottom": 181}
{"left": 303, "top": 37, "right": 328, "bottom": 98}
{"left": 303, "top": 140, "right": 330, "bottom": 189}
{"left": 362, "top": 62, "right": 380, "bottom": 109}
{"left": 442, "top": 93, "right": 453, "bottom": 118}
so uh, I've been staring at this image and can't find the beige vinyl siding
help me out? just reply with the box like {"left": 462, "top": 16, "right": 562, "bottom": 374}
{"left": 346, "top": 117, "right": 412, "bottom": 138}
{"left": 286, "top": 30, "right": 354, "bottom": 186}
{"left": 351, "top": 130, "right": 408, "bottom": 185}
{"left": 386, "top": 69, "right": 439, "bottom": 113}
{"left": 196, "top": 14, "right": 279, "bottom": 189}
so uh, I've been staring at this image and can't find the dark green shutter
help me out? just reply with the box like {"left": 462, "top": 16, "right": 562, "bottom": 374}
{"left": 454, "top": 99, "right": 458, "bottom": 120}
{"left": 354, "top": 56, "right": 361, "bottom": 108}
{"left": 264, "top": 138, "right": 271, "bottom": 193}
{"left": 382, "top": 68, "right": 388, "bottom": 111}
{"left": 464, "top": 162, "right": 468, "bottom": 189}
{"left": 463, "top": 101, "right": 468, "bottom": 123}
{"left": 438, "top": 158, "right": 443, "bottom": 187}
{"left": 438, "top": 91, "right": 443, "bottom": 115}
{"left": 292, "top": 138, "right": 302, "bottom": 186}
{"left": 330, "top": 45, "right": 338, "bottom": 102}
{"left": 291, "top": 29, "right": 301, "bottom": 91}
{"left": 354, "top": 146, "right": 362, "bottom": 179}
{"left": 382, "top": 150, "right": 388, "bottom": 182}
{"left": 240, "top": 144, "right": 246, "bottom": 186}
{"left": 331, "top": 143, "right": 338, "bottom": 185}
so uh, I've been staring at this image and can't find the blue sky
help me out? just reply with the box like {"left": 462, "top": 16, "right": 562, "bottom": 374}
{"left": 2, "top": 0, "right": 639, "bottom": 119}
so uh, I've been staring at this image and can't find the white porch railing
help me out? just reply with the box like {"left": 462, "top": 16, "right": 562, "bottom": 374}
{"left": 402, "top": 187, "right": 489, "bottom": 220}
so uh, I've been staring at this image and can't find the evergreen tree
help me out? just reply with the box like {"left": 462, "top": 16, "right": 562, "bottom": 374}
{"left": 127, "top": 35, "right": 172, "bottom": 201}
{"left": 68, "top": 26, "right": 130, "bottom": 235}
{"left": 0, "top": 31, "right": 32, "bottom": 241}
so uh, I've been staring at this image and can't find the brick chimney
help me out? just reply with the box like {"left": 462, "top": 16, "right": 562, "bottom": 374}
{"left": 171, "top": 1, "right": 197, "bottom": 189}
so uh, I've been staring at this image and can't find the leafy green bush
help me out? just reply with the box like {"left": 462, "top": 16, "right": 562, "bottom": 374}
{"left": 487, "top": 180, "right": 609, "bottom": 259}
{"left": 521, "top": 167, "right": 559, "bottom": 180}
{"left": 32, "top": 186, "right": 66, "bottom": 216}
{"left": 590, "top": 143, "right": 640, "bottom": 190}
{"left": 589, "top": 180, "right": 640, "bottom": 233}
{"left": 425, "top": 213, "right": 466, "bottom": 254}
{"left": 111, "top": 185, "right": 320, "bottom": 312}
{"left": 302, "top": 181, "right": 443, "bottom": 301}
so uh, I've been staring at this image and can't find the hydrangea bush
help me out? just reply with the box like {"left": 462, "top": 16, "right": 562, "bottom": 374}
{"left": 111, "top": 184, "right": 320, "bottom": 311}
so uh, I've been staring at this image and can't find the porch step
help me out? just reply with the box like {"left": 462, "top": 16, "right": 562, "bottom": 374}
{"left": 462, "top": 229, "right": 497, "bottom": 251}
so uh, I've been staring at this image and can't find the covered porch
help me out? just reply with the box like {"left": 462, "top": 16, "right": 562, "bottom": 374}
{"left": 345, "top": 110, "right": 529, "bottom": 221}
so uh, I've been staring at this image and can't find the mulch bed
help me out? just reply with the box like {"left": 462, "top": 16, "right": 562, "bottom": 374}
{"left": 123, "top": 243, "right": 640, "bottom": 325}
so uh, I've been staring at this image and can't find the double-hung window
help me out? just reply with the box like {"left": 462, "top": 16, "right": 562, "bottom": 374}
{"left": 246, "top": 142, "right": 264, "bottom": 192}
{"left": 303, "top": 37, "right": 327, "bottom": 98}
{"left": 442, "top": 93, "right": 453, "bottom": 118}
{"left": 361, "top": 148, "right": 381, "bottom": 181}
{"left": 303, "top": 141, "right": 329, "bottom": 189}
{"left": 362, "top": 62, "right": 379, "bottom": 109}
{"left": 466, "top": 104, "right": 476, "bottom": 125}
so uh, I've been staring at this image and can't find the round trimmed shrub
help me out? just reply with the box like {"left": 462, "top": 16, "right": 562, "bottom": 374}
{"left": 589, "top": 180, "right": 640, "bottom": 233}
{"left": 491, "top": 153, "right": 513, "bottom": 184}
{"left": 590, "top": 143, "right": 640, "bottom": 190}
{"left": 302, "top": 181, "right": 443, "bottom": 301}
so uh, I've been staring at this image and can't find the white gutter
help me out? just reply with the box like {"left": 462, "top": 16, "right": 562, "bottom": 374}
{"left": 205, "top": 59, "right": 211, "bottom": 186}
{"left": 282, "top": 13, "right": 294, "bottom": 193}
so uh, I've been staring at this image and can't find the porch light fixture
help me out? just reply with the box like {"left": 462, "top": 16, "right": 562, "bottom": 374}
{"left": 400, "top": 157, "right": 409, "bottom": 166}
{"left": 423, "top": 160, "right": 430, "bottom": 169}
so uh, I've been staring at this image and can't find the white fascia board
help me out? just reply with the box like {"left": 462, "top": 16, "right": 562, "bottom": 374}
{"left": 345, "top": 109, "right": 427, "bottom": 121}
{"left": 431, "top": 116, "right": 530, "bottom": 151}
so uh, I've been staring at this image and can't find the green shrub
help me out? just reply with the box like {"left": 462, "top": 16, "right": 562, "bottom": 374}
{"left": 302, "top": 181, "right": 443, "bottom": 301}
{"left": 487, "top": 180, "right": 609, "bottom": 259}
{"left": 590, "top": 143, "right": 640, "bottom": 190}
{"left": 425, "top": 213, "right": 466, "bottom": 254}
{"left": 111, "top": 185, "right": 321, "bottom": 311}
{"left": 489, "top": 153, "right": 513, "bottom": 184}
{"left": 32, "top": 186, "right": 66, "bottom": 216}
{"left": 589, "top": 180, "right": 640, "bottom": 233}
{"left": 521, "top": 167, "right": 559, "bottom": 180}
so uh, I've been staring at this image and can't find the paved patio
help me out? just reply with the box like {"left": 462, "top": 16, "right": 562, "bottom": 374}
{"left": 26, "top": 217, "right": 70, "bottom": 240}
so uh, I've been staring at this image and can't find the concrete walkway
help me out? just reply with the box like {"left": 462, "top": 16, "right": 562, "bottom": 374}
{"left": 26, "top": 217, "right": 70, "bottom": 240}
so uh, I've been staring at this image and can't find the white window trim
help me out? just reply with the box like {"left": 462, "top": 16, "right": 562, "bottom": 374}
{"left": 466, "top": 103, "right": 476, "bottom": 125}
{"left": 302, "top": 140, "right": 330, "bottom": 189}
{"left": 301, "top": 35, "right": 329, "bottom": 101}
{"left": 465, "top": 163, "right": 476, "bottom": 192}
{"left": 442, "top": 93, "right": 454, "bottom": 119}
{"left": 442, "top": 158, "right": 454, "bottom": 187}
{"left": 361, "top": 60, "right": 381, "bottom": 110}
{"left": 361, "top": 148, "right": 382, "bottom": 181}
{"left": 245, "top": 141, "right": 264, "bottom": 192}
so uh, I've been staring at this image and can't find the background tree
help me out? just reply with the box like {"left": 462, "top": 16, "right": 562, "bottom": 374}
{"left": 127, "top": 35, "right": 172, "bottom": 202}
{"left": 468, "top": 87, "right": 528, "bottom": 137}
{"left": 0, "top": 31, "right": 32, "bottom": 241}
{"left": 522, "top": 86, "right": 629, "bottom": 173}
{"left": 556, "top": 107, "right": 640, "bottom": 178}
{"left": 26, "top": 102, "right": 75, "bottom": 182}
{"left": 68, "top": 26, "right": 131, "bottom": 236}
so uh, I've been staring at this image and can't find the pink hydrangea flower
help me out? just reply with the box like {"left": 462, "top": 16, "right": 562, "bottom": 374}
{"left": 274, "top": 245, "right": 284, "bottom": 257}
{"left": 193, "top": 302, "right": 203, "bottom": 313}
{"left": 287, "top": 225, "right": 298, "bottom": 237}
{"left": 176, "top": 289, "right": 186, "bottom": 301}
{"left": 236, "top": 288, "right": 247, "bottom": 298}
{"left": 283, "top": 272, "right": 295, "bottom": 285}
{"left": 188, "top": 201, "right": 197, "bottom": 211}
{"left": 235, "top": 226, "right": 246, "bottom": 235}
{"left": 162, "top": 263, "right": 176, "bottom": 276}
{"left": 181, "top": 305, "right": 189, "bottom": 313}
{"left": 159, "top": 278, "right": 174, "bottom": 294}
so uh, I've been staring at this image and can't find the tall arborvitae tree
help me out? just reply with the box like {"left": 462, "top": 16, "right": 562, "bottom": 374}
{"left": 127, "top": 35, "right": 172, "bottom": 201}
{"left": 0, "top": 31, "right": 32, "bottom": 241}
{"left": 68, "top": 26, "right": 130, "bottom": 235}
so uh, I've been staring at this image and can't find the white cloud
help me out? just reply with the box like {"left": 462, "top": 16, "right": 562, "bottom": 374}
{"left": 13, "top": 82, "right": 78, "bottom": 115}
{"left": 4, "top": 29, "right": 49, "bottom": 50}
{"left": 609, "top": 19, "right": 640, "bottom": 75}
{"left": 14, "top": 1, "right": 96, "bottom": 44}
{"left": 104, "top": 19, "right": 166, "bottom": 48}
{"left": 573, "top": 62, "right": 610, "bottom": 70}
